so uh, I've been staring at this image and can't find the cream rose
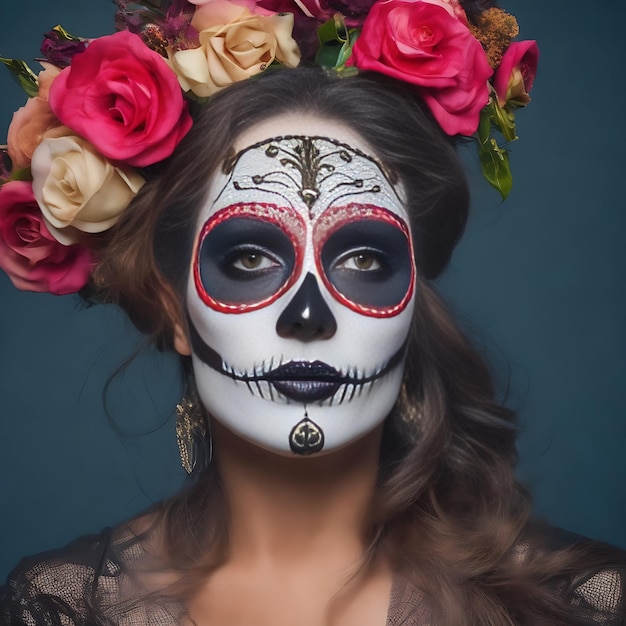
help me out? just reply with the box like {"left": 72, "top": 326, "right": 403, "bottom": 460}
{"left": 31, "top": 135, "right": 145, "bottom": 244}
{"left": 168, "top": 1, "right": 300, "bottom": 98}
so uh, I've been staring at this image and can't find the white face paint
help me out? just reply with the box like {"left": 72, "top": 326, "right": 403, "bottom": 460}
{"left": 185, "top": 119, "right": 416, "bottom": 456}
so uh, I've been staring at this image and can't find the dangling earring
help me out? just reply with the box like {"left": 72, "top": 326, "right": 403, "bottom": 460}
{"left": 395, "top": 387, "right": 423, "bottom": 443}
{"left": 175, "top": 383, "right": 212, "bottom": 475}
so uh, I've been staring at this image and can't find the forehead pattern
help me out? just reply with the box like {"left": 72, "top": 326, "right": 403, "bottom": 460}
{"left": 213, "top": 135, "right": 404, "bottom": 219}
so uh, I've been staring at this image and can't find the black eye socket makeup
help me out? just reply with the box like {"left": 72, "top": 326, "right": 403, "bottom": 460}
{"left": 320, "top": 220, "right": 413, "bottom": 311}
{"left": 193, "top": 203, "right": 306, "bottom": 313}
{"left": 198, "top": 218, "right": 295, "bottom": 305}
{"left": 314, "top": 205, "right": 415, "bottom": 317}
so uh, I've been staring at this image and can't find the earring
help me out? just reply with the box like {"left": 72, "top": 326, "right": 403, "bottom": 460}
{"left": 175, "top": 386, "right": 212, "bottom": 475}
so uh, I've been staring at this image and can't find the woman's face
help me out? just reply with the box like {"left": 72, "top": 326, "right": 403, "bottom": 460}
{"left": 182, "top": 115, "right": 416, "bottom": 456}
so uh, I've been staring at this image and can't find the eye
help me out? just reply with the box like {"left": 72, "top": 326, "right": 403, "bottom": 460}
{"left": 195, "top": 212, "right": 301, "bottom": 311}
{"left": 230, "top": 248, "right": 280, "bottom": 272}
{"left": 317, "top": 216, "right": 414, "bottom": 314}
{"left": 335, "top": 249, "right": 384, "bottom": 272}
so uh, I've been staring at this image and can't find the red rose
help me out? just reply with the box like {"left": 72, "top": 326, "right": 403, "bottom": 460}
{"left": 493, "top": 40, "right": 539, "bottom": 107}
{"left": 48, "top": 30, "right": 193, "bottom": 168}
{"left": 348, "top": 0, "right": 493, "bottom": 135}
{"left": 0, "top": 182, "right": 94, "bottom": 295}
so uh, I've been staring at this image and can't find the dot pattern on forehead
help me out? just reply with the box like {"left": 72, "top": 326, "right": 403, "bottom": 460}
{"left": 216, "top": 135, "right": 404, "bottom": 219}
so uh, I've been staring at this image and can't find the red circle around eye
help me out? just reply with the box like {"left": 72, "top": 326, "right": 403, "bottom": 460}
{"left": 313, "top": 203, "right": 416, "bottom": 318}
{"left": 193, "top": 202, "right": 306, "bottom": 314}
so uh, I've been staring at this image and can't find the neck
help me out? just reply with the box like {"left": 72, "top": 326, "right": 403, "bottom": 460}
{"left": 212, "top": 419, "right": 383, "bottom": 567}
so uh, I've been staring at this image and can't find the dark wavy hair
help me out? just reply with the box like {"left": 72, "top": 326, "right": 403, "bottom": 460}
{"left": 94, "top": 67, "right": 621, "bottom": 624}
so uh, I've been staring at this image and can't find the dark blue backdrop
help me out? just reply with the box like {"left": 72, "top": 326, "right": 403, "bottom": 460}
{"left": 1, "top": 0, "right": 624, "bottom": 579}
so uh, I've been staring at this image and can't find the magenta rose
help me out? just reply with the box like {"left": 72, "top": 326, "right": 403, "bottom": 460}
{"left": 48, "top": 30, "right": 193, "bottom": 168}
{"left": 493, "top": 40, "right": 539, "bottom": 107}
{"left": 0, "top": 181, "right": 94, "bottom": 295}
{"left": 348, "top": 0, "right": 493, "bottom": 135}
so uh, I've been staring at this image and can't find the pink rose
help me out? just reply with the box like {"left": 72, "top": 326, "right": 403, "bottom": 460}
{"left": 48, "top": 30, "right": 193, "bottom": 168}
{"left": 348, "top": 0, "right": 493, "bottom": 135}
{"left": 0, "top": 181, "right": 94, "bottom": 295}
{"left": 493, "top": 40, "right": 539, "bottom": 107}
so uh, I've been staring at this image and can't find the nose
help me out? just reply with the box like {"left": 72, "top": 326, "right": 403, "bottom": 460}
{"left": 276, "top": 273, "right": 337, "bottom": 341}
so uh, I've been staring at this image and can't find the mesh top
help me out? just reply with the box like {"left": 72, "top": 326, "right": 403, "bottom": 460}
{"left": 1, "top": 526, "right": 625, "bottom": 625}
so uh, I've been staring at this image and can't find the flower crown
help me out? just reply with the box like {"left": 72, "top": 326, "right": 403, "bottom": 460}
{"left": 0, "top": 0, "right": 537, "bottom": 296}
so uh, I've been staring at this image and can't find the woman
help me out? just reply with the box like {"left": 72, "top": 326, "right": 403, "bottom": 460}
{"left": 1, "top": 1, "right": 624, "bottom": 624}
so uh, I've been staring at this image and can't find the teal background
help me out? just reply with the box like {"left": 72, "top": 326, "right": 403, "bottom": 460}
{"left": 0, "top": 1, "right": 624, "bottom": 579}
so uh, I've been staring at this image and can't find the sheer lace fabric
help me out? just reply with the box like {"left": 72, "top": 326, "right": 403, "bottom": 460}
{"left": 563, "top": 568, "right": 625, "bottom": 625}
{"left": 0, "top": 530, "right": 183, "bottom": 626}
{"left": 1, "top": 527, "right": 625, "bottom": 625}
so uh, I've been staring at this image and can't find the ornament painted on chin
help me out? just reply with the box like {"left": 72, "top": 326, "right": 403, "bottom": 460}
{"left": 289, "top": 413, "right": 325, "bottom": 455}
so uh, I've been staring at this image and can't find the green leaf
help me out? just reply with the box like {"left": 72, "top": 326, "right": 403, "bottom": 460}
{"left": 0, "top": 58, "right": 39, "bottom": 97}
{"left": 316, "top": 16, "right": 345, "bottom": 68}
{"left": 315, "top": 40, "right": 343, "bottom": 68}
{"left": 492, "top": 103, "right": 518, "bottom": 143}
{"left": 315, "top": 15, "right": 359, "bottom": 69}
{"left": 478, "top": 105, "right": 493, "bottom": 145}
{"left": 335, "top": 64, "right": 359, "bottom": 78}
{"left": 478, "top": 138, "right": 513, "bottom": 200}
{"left": 335, "top": 29, "right": 359, "bottom": 69}
{"left": 10, "top": 167, "right": 32, "bottom": 182}
{"left": 478, "top": 97, "right": 518, "bottom": 145}
{"left": 317, "top": 15, "right": 347, "bottom": 46}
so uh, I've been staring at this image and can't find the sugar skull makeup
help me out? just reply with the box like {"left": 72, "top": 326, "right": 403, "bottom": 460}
{"left": 185, "top": 131, "right": 416, "bottom": 456}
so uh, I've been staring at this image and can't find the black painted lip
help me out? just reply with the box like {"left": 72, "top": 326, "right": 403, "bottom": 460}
{"left": 272, "top": 379, "right": 340, "bottom": 402}
{"left": 265, "top": 360, "right": 341, "bottom": 381}
{"left": 265, "top": 361, "right": 342, "bottom": 402}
